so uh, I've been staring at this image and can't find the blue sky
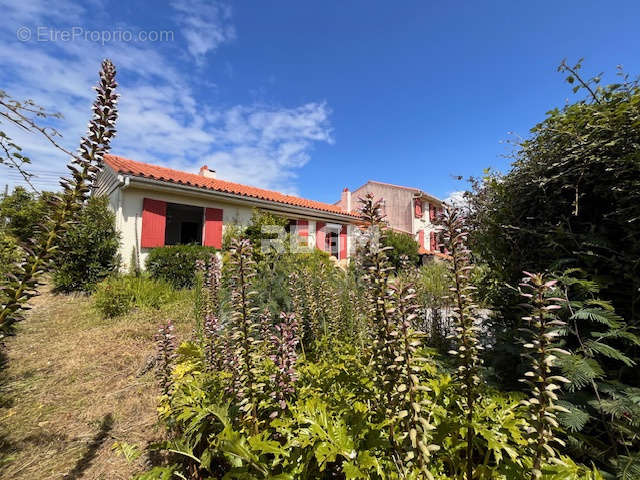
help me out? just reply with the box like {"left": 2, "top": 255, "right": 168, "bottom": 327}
{"left": 2, "top": 1, "right": 640, "bottom": 203}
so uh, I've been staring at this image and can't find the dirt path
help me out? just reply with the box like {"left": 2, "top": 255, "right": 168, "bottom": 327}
{"left": 0, "top": 288, "right": 190, "bottom": 479}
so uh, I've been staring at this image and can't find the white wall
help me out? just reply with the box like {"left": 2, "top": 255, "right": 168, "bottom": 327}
{"left": 412, "top": 200, "right": 440, "bottom": 250}
{"left": 112, "top": 185, "right": 354, "bottom": 271}
{"left": 116, "top": 186, "right": 254, "bottom": 271}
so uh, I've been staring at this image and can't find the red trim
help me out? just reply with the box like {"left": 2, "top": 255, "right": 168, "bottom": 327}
{"left": 418, "top": 230, "right": 425, "bottom": 249}
{"left": 430, "top": 231, "right": 437, "bottom": 251}
{"left": 429, "top": 203, "right": 436, "bottom": 222}
{"left": 415, "top": 200, "right": 423, "bottom": 218}
{"left": 339, "top": 225, "right": 347, "bottom": 259}
{"left": 204, "top": 207, "right": 223, "bottom": 248}
{"left": 141, "top": 198, "right": 166, "bottom": 248}
{"left": 316, "top": 222, "right": 326, "bottom": 251}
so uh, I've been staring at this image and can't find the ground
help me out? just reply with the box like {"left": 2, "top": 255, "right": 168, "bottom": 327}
{"left": 0, "top": 286, "right": 193, "bottom": 479}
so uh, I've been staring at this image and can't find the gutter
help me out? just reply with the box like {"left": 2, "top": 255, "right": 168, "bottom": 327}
{"left": 413, "top": 191, "right": 442, "bottom": 205}
{"left": 126, "top": 175, "right": 362, "bottom": 224}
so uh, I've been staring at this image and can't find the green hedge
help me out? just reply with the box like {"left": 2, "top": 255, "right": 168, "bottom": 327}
{"left": 146, "top": 245, "right": 218, "bottom": 288}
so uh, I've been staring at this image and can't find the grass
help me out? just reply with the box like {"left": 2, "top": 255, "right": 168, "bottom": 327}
{"left": 0, "top": 284, "right": 195, "bottom": 479}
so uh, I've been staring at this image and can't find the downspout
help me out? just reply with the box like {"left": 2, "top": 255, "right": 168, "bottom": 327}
{"left": 116, "top": 174, "right": 131, "bottom": 227}
{"left": 116, "top": 175, "right": 131, "bottom": 271}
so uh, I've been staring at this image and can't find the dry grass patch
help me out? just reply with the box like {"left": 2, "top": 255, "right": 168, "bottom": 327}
{"left": 0, "top": 286, "right": 195, "bottom": 479}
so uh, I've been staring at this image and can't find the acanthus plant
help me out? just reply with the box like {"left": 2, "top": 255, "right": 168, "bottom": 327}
{"left": 357, "top": 193, "right": 399, "bottom": 419}
{"left": 518, "top": 272, "right": 571, "bottom": 479}
{"left": 228, "top": 237, "right": 264, "bottom": 433}
{"left": 155, "top": 320, "right": 177, "bottom": 396}
{"left": 0, "top": 59, "right": 118, "bottom": 341}
{"left": 320, "top": 265, "right": 343, "bottom": 340}
{"left": 196, "top": 254, "right": 224, "bottom": 371}
{"left": 440, "top": 205, "right": 483, "bottom": 480}
{"left": 268, "top": 311, "right": 300, "bottom": 418}
{"left": 358, "top": 192, "right": 439, "bottom": 474}
{"left": 390, "top": 274, "right": 439, "bottom": 477}
{"left": 288, "top": 270, "right": 319, "bottom": 351}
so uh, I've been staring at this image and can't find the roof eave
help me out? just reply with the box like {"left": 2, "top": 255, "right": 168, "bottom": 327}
{"left": 124, "top": 174, "right": 361, "bottom": 223}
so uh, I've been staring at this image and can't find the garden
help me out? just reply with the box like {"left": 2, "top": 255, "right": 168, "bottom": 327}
{"left": 1, "top": 58, "right": 639, "bottom": 479}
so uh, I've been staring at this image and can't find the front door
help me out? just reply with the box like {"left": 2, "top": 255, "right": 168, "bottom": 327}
{"left": 325, "top": 230, "right": 340, "bottom": 258}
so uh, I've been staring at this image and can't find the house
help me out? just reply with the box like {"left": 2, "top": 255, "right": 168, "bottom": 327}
{"left": 96, "top": 155, "right": 361, "bottom": 271}
{"left": 335, "top": 180, "right": 444, "bottom": 257}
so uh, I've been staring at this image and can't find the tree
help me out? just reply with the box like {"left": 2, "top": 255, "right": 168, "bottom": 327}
{"left": 467, "top": 60, "right": 640, "bottom": 382}
{"left": 0, "top": 89, "right": 70, "bottom": 192}
{"left": 466, "top": 60, "right": 640, "bottom": 478}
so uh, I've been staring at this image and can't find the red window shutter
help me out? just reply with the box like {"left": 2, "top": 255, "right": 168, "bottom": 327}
{"left": 415, "top": 200, "right": 423, "bottom": 218}
{"left": 339, "top": 225, "right": 347, "bottom": 259}
{"left": 204, "top": 208, "right": 223, "bottom": 248}
{"left": 430, "top": 231, "right": 437, "bottom": 251}
{"left": 429, "top": 203, "right": 436, "bottom": 221}
{"left": 315, "top": 222, "right": 326, "bottom": 251}
{"left": 418, "top": 230, "right": 425, "bottom": 249}
{"left": 141, "top": 198, "right": 166, "bottom": 248}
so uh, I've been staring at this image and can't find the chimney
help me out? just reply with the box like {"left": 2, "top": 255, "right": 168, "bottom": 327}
{"left": 199, "top": 165, "right": 216, "bottom": 179}
{"left": 341, "top": 187, "right": 352, "bottom": 212}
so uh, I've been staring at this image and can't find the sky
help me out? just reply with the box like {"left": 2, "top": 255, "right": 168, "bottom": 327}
{"left": 1, "top": 1, "right": 640, "bottom": 203}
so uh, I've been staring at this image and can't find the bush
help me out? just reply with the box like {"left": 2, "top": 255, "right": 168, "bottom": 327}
{"left": 93, "top": 275, "right": 180, "bottom": 318}
{"left": 146, "top": 245, "right": 218, "bottom": 288}
{"left": 93, "top": 277, "right": 134, "bottom": 318}
{"left": 0, "top": 186, "right": 54, "bottom": 244}
{"left": 382, "top": 229, "right": 419, "bottom": 269}
{"left": 0, "top": 231, "right": 21, "bottom": 305}
{"left": 52, "top": 196, "right": 120, "bottom": 293}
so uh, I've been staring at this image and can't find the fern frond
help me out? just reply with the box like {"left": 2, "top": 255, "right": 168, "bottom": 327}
{"left": 556, "top": 400, "right": 590, "bottom": 432}
{"left": 616, "top": 452, "right": 640, "bottom": 480}
{"left": 557, "top": 354, "right": 604, "bottom": 391}
{"left": 571, "top": 308, "right": 623, "bottom": 329}
{"left": 583, "top": 340, "right": 635, "bottom": 367}
{"left": 590, "top": 329, "right": 640, "bottom": 347}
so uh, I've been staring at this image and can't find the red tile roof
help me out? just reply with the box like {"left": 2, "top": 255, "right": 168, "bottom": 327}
{"left": 103, "top": 154, "right": 359, "bottom": 218}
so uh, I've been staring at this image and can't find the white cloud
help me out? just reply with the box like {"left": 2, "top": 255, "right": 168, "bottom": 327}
{"left": 444, "top": 190, "right": 468, "bottom": 209}
{"left": 170, "top": 0, "right": 236, "bottom": 64}
{"left": 0, "top": 0, "right": 332, "bottom": 195}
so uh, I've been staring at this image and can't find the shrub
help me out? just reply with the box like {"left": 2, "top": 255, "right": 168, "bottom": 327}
{"left": 52, "top": 196, "right": 121, "bottom": 293}
{"left": 467, "top": 61, "right": 640, "bottom": 382}
{"left": 146, "top": 245, "right": 218, "bottom": 288}
{"left": 0, "top": 186, "right": 54, "bottom": 244}
{"left": 0, "top": 230, "right": 20, "bottom": 276}
{"left": 93, "top": 277, "right": 134, "bottom": 318}
{"left": 93, "top": 275, "right": 180, "bottom": 318}
{"left": 382, "top": 228, "right": 419, "bottom": 269}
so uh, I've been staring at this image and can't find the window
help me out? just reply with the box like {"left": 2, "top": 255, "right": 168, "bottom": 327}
{"left": 164, "top": 202, "right": 204, "bottom": 245}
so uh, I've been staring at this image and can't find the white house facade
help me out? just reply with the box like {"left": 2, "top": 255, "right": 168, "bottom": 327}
{"left": 96, "top": 155, "right": 361, "bottom": 271}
